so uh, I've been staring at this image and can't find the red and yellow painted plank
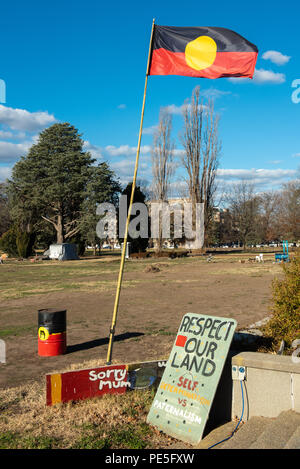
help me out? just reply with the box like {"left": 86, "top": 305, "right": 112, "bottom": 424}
{"left": 46, "top": 360, "right": 167, "bottom": 406}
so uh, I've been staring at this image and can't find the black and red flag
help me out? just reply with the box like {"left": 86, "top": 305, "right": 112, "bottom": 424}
{"left": 149, "top": 25, "right": 258, "bottom": 79}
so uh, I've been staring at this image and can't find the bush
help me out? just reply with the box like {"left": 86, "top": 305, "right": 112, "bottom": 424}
{"left": 263, "top": 249, "right": 300, "bottom": 348}
{"left": 0, "top": 228, "right": 18, "bottom": 257}
{"left": 0, "top": 227, "right": 35, "bottom": 258}
{"left": 16, "top": 231, "right": 31, "bottom": 258}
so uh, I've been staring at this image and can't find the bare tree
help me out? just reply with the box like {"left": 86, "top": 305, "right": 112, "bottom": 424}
{"left": 180, "top": 86, "right": 221, "bottom": 246}
{"left": 151, "top": 110, "right": 174, "bottom": 200}
{"left": 151, "top": 109, "right": 175, "bottom": 250}
{"left": 257, "top": 191, "right": 281, "bottom": 243}
{"left": 228, "top": 181, "right": 260, "bottom": 248}
{"left": 276, "top": 180, "right": 300, "bottom": 241}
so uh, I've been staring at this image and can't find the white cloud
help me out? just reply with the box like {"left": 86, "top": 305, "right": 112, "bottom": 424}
{"left": 253, "top": 68, "right": 286, "bottom": 84}
{"left": 262, "top": 50, "right": 291, "bottom": 66}
{"left": 173, "top": 148, "right": 185, "bottom": 158}
{"left": 216, "top": 168, "right": 297, "bottom": 189}
{"left": 200, "top": 88, "right": 231, "bottom": 100}
{"left": 117, "top": 104, "right": 126, "bottom": 110}
{"left": 110, "top": 158, "right": 151, "bottom": 185}
{"left": 292, "top": 153, "right": 300, "bottom": 158}
{"left": 142, "top": 125, "right": 159, "bottom": 135}
{"left": 0, "top": 130, "right": 14, "bottom": 139}
{"left": 228, "top": 68, "right": 285, "bottom": 84}
{"left": 162, "top": 104, "right": 187, "bottom": 115}
{"left": 105, "top": 144, "right": 151, "bottom": 157}
{"left": 0, "top": 105, "right": 56, "bottom": 131}
{"left": 162, "top": 102, "right": 208, "bottom": 115}
{"left": 268, "top": 160, "right": 283, "bottom": 165}
{"left": 0, "top": 130, "right": 27, "bottom": 140}
{"left": 0, "top": 166, "right": 12, "bottom": 181}
{"left": 217, "top": 168, "right": 296, "bottom": 179}
{"left": 0, "top": 140, "right": 33, "bottom": 163}
{"left": 83, "top": 140, "right": 103, "bottom": 160}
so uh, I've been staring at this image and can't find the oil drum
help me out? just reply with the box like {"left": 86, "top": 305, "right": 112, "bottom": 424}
{"left": 38, "top": 308, "right": 67, "bottom": 356}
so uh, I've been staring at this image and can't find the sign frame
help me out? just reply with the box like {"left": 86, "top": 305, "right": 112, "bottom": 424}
{"left": 146, "top": 313, "right": 237, "bottom": 445}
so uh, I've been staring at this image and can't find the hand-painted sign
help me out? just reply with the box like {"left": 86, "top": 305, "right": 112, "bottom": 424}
{"left": 46, "top": 360, "right": 167, "bottom": 406}
{"left": 147, "top": 313, "right": 237, "bottom": 445}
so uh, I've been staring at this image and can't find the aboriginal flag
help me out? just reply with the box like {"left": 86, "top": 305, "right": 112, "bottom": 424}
{"left": 149, "top": 25, "right": 258, "bottom": 79}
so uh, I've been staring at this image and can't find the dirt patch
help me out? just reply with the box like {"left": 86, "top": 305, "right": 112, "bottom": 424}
{"left": 0, "top": 256, "right": 282, "bottom": 390}
{"left": 144, "top": 264, "right": 166, "bottom": 273}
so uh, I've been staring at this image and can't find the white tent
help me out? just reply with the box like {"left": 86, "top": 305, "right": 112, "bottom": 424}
{"left": 46, "top": 243, "right": 79, "bottom": 261}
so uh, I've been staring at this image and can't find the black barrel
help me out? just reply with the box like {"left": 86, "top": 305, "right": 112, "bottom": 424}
{"left": 38, "top": 308, "right": 67, "bottom": 356}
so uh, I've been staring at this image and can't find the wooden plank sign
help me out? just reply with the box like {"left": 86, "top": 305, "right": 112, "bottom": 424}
{"left": 147, "top": 313, "right": 237, "bottom": 445}
{"left": 46, "top": 359, "right": 166, "bottom": 406}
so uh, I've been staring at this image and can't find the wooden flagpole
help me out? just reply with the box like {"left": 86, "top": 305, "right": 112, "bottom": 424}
{"left": 106, "top": 18, "right": 155, "bottom": 365}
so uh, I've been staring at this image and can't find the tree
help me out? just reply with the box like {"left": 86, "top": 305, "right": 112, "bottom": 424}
{"left": 9, "top": 123, "right": 94, "bottom": 244}
{"left": 276, "top": 180, "right": 300, "bottom": 242}
{"left": 228, "top": 181, "right": 260, "bottom": 248}
{"left": 118, "top": 183, "right": 149, "bottom": 254}
{"left": 151, "top": 109, "right": 175, "bottom": 251}
{"left": 212, "top": 208, "right": 235, "bottom": 246}
{"left": 180, "top": 87, "right": 221, "bottom": 246}
{"left": 151, "top": 109, "right": 174, "bottom": 201}
{"left": 256, "top": 191, "right": 280, "bottom": 243}
{"left": 0, "top": 183, "right": 11, "bottom": 236}
{"left": 79, "top": 162, "right": 121, "bottom": 254}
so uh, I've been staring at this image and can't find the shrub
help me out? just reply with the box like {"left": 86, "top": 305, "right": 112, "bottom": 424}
{"left": 16, "top": 231, "right": 31, "bottom": 258}
{"left": 0, "top": 227, "right": 36, "bottom": 258}
{"left": 263, "top": 249, "right": 300, "bottom": 348}
{"left": 0, "top": 228, "right": 18, "bottom": 257}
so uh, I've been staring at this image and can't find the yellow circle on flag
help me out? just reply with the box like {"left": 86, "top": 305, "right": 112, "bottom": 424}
{"left": 38, "top": 326, "right": 49, "bottom": 341}
{"left": 185, "top": 36, "right": 217, "bottom": 71}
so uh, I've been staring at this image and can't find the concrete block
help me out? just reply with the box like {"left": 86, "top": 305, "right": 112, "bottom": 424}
{"left": 233, "top": 368, "right": 292, "bottom": 419}
{"left": 231, "top": 352, "right": 300, "bottom": 419}
{"left": 292, "top": 373, "right": 300, "bottom": 413}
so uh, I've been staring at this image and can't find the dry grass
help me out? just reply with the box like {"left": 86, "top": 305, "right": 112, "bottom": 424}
{"left": 0, "top": 257, "right": 176, "bottom": 300}
{"left": 0, "top": 357, "right": 177, "bottom": 449}
{"left": 208, "top": 264, "right": 282, "bottom": 276}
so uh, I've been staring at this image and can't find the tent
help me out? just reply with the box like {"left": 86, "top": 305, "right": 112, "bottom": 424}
{"left": 46, "top": 243, "right": 79, "bottom": 261}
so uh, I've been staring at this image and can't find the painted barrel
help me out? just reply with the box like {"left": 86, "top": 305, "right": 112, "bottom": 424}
{"left": 38, "top": 308, "right": 67, "bottom": 356}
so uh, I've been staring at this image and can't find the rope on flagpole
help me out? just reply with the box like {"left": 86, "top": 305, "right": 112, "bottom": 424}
{"left": 106, "top": 18, "right": 155, "bottom": 365}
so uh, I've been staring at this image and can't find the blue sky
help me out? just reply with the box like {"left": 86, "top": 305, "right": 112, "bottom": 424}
{"left": 0, "top": 0, "right": 299, "bottom": 195}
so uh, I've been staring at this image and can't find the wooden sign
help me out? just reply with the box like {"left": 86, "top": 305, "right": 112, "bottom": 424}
{"left": 147, "top": 313, "right": 237, "bottom": 445}
{"left": 46, "top": 359, "right": 167, "bottom": 406}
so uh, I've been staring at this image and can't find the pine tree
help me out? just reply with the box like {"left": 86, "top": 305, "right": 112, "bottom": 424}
{"left": 9, "top": 123, "right": 94, "bottom": 244}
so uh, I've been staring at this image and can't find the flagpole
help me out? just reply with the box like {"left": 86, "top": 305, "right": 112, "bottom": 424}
{"left": 106, "top": 18, "right": 155, "bottom": 365}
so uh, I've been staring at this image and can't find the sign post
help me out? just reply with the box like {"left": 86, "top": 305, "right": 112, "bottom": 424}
{"left": 147, "top": 313, "right": 237, "bottom": 445}
{"left": 106, "top": 18, "right": 155, "bottom": 365}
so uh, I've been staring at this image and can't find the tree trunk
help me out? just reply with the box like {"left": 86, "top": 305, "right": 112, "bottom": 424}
{"left": 56, "top": 215, "right": 64, "bottom": 244}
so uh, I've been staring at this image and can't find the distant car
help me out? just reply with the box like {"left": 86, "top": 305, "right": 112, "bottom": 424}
{"left": 102, "top": 244, "right": 112, "bottom": 250}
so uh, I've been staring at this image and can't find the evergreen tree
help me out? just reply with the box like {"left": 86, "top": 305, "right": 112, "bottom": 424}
{"left": 79, "top": 162, "right": 121, "bottom": 253}
{"left": 118, "top": 183, "right": 149, "bottom": 253}
{"left": 9, "top": 123, "right": 94, "bottom": 244}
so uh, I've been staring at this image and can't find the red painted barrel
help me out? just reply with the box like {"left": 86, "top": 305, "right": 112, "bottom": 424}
{"left": 38, "top": 308, "right": 67, "bottom": 356}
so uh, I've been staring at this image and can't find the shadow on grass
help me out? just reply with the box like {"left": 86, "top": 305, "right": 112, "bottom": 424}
{"left": 66, "top": 332, "right": 144, "bottom": 354}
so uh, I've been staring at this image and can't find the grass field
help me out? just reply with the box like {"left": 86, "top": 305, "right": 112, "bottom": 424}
{"left": 0, "top": 250, "right": 286, "bottom": 449}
